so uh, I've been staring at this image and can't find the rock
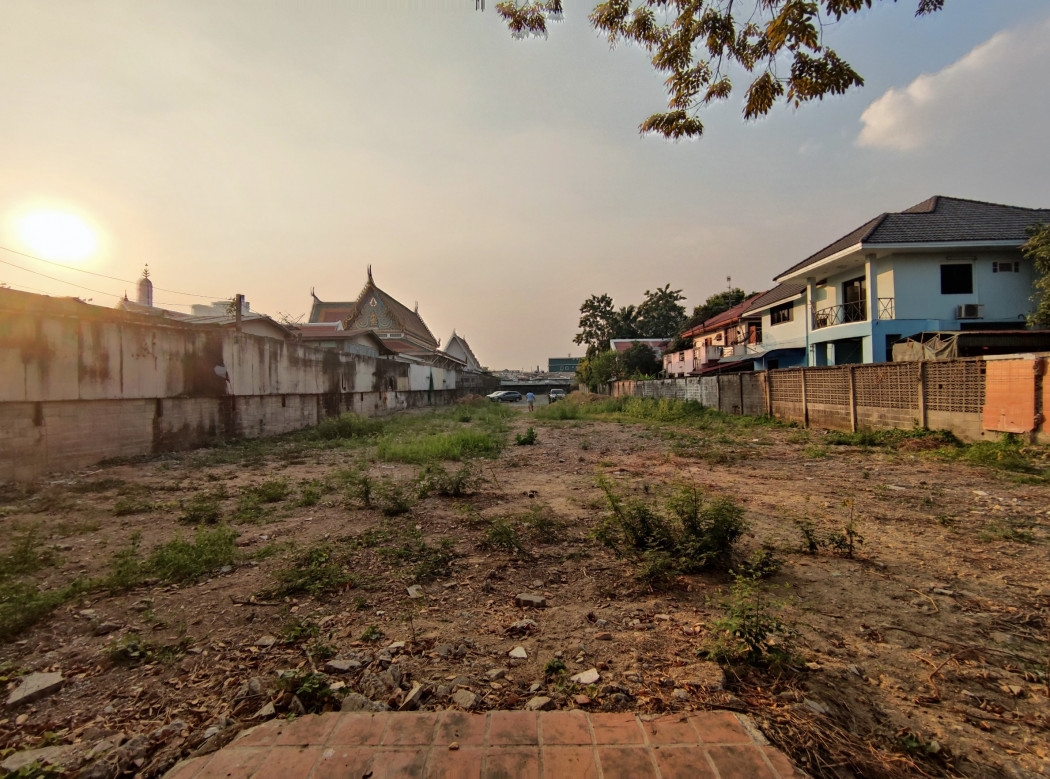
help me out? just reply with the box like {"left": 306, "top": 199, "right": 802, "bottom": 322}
{"left": 93, "top": 621, "right": 121, "bottom": 636}
{"left": 358, "top": 671, "right": 392, "bottom": 700}
{"left": 525, "top": 696, "right": 554, "bottom": 711}
{"left": 529, "top": 683, "right": 542, "bottom": 693}
{"left": 341, "top": 693, "right": 390, "bottom": 713}
{"left": 0, "top": 745, "right": 76, "bottom": 774}
{"left": 407, "top": 585, "right": 425, "bottom": 599}
{"left": 508, "top": 646, "right": 528, "bottom": 660}
{"left": 594, "top": 632, "right": 612, "bottom": 641}
{"left": 570, "top": 668, "right": 601, "bottom": 685}
{"left": 515, "top": 593, "right": 547, "bottom": 608}
{"left": 485, "top": 668, "right": 507, "bottom": 681}
{"left": 803, "top": 698, "right": 829, "bottom": 716}
{"left": 387, "top": 641, "right": 406, "bottom": 653}
{"left": 679, "top": 662, "right": 725, "bottom": 692}
{"left": 6, "top": 671, "right": 64, "bottom": 708}
{"left": 253, "top": 702, "right": 276, "bottom": 720}
{"left": 452, "top": 689, "right": 478, "bottom": 710}
{"left": 399, "top": 683, "right": 425, "bottom": 711}
{"left": 435, "top": 644, "right": 454, "bottom": 659}
{"left": 324, "top": 659, "right": 363, "bottom": 674}
{"left": 530, "top": 579, "right": 544, "bottom": 588}
{"left": 573, "top": 694, "right": 592, "bottom": 706}
{"left": 595, "top": 619, "right": 609, "bottom": 627}
{"left": 449, "top": 741, "right": 460, "bottom": 750}
{"left": 256, "top": 635, "right": 277, "bottom": 648}
{"left": 673, "top": 688, "right": 690, "bottom": 700}
{"left": 507, "top": 619, "right": 538, "bottom": 635}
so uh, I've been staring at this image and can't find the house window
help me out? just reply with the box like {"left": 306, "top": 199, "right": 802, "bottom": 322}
{"left": 770, "top": 302, "right": 793, "bottom": 325}
{"left": 992, "top": 261, "right": 1020, "bottom": 273}
{"left": 941, "top": 263, "right": 973, "bottom": 294}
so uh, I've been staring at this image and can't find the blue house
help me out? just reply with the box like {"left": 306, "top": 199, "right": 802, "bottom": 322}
{"left": 740, "top": 196, "right": 1050, "bottom": 368}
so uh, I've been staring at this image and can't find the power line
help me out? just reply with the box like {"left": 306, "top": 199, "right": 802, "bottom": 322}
{"left": 0, "top": 244, "right": 224, "bottom": 299}
{"left": 0, "top": 256, "right": 124, "bottom": 300}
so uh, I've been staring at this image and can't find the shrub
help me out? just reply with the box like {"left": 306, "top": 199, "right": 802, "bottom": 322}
{"left": 416, "top": 464, "right": 478, "bottom": 498}
{"left": 312, "top": 413, "right": 386, "bottom": 441}
{"left": 113, "top": 496, "right": 156, "bottom": 517}
{"left": 268, "top": 543, "right": 354, "bottom": 598}
{"left": 704, "top": 573, "right": 789, "bottom": 666}
{"left": 595, "top": 480, "right": 746, "bottom": 585}
{"left": 484, "top": 521, "right": 530, "bottom": 557}
{"left": 179, "top": 492, "right": 223, "bottom": 525}
{"left": 515, "top": 427, "right": 537, "bottom": 446}
{"left": 148, "top": 526, "right": 238, "bottom": 582}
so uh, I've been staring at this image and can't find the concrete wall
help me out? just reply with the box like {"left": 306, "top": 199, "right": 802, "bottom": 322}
{"left": 0, "top": 291, "right": 489, "bottom": 482}
{"left": 610, "top": 355, "right": 1050, "bottom": 443}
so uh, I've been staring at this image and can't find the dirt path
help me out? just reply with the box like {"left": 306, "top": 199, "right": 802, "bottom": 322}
{"left": 1, "top": 402, "right": 1048, "bottom": 778}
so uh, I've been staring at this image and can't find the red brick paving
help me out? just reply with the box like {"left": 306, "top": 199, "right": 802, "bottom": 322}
{"left": 164, "top": 710, "right": 803, "bottom": 778}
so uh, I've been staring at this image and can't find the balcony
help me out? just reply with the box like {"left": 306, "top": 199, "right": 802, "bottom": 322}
{"left": 813, "top": 298, "right": 894, "bottom": 330}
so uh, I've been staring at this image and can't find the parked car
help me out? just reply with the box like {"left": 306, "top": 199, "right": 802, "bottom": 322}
{"left": 499, "top": 391, "right": 522, "bottom": 403}
{"left": 486, "top": 391, "right": 508, "bottom": 402}
{"left": 549, "top": 389, "right": 567, "bottom": 402}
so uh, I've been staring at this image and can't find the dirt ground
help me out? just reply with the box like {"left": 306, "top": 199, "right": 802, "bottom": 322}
{"left": 1, "top": 399, "right": 1049, "bottom": 778}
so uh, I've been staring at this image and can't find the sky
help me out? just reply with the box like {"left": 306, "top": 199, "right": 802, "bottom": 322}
{"left": 1, "top": 0, "right": 1048, "bottom": 370}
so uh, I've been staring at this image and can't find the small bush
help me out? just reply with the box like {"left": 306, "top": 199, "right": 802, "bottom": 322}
{"left": 416, "top": 464, "right": 478, "bottom": 498}
{"left": 113, "top": 496, "right": 156, "bottom": 517}
{"left": 148, "top": 526, "right": 238, "bottom": 582}
{"left": 268, "top": 543, "right": 354, "bottom": 598}
{"left": 361, "top": 624, "right": 383, "bottom": 642}
{"left": 484, "top": 521, "right": 530, "bottom": 557}
{"left": 179, "top": 492, "right": 223, "bottom": 525}
{"left": 704, "top": 573, "right": 789, "bottom": 666}
{"left": 277, "top": 669, "right": 343, "bottom": 713}
{"left": 0, "top": 526, "right": 55, "bottom": 580}
{"left": 374, "top": 480, "right": 414, "bottom": 517}
{"left": 281, "top": 617, "right": 320, "bottom": 644}
{"left": 595, "top": 480, "right": 746, "bottom": 582}
{"left": 515, "top": 427, "right": 537, "bottom": 446}
{"left": 312, "top": 413, "right": 386, "bottom": 441}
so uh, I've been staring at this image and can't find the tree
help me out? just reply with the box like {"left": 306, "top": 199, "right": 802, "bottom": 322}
{"left": 574, "top": 293, "right": 617, "bottom": 357}
{"left": 620, "top": 340, "right": 662, "bottom": 377}
{"left": 636, "top": 284, "right": 686, "bottom": 338}
{"left": 576, "top": 349, "right": 619, "bottom": 389}
{"left": 497, "top": 1, "right": 945, "bottom": 139}
{"left": 1025, "top": 224, "right": 1050, "bottom": 328}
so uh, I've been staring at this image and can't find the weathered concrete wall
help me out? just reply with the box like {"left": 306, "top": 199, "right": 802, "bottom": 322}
{"left": 612, "top": 355, "right": 1042, "bottom": 443}
{"left": 0, "top": 292, "right": 480, "bottom": 482}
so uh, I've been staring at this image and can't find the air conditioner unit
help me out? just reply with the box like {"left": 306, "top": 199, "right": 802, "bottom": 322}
{"left": 956, "top": 304, "right": 984, "bottom": 319}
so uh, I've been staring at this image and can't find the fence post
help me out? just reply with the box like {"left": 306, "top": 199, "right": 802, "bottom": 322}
{"left": 764, "top": 371, "right": 773, "bottom": 418}
{"left": 800, "top": 369, "right": 809, "bottom": 429}
{"left": 917, "top": 361, "right": 927, "bottom": 429}
{"left": 848, "top": 365, "right": 857, "bottom": 433}
{"left": 738, "top": 375, "right": 744, "bottom": 417}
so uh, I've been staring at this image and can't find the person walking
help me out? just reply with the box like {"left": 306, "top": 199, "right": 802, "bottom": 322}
{"left": 526, "top": 391, "right": 535, "bottom": 411}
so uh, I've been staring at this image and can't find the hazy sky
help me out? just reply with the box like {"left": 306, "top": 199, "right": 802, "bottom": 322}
{"left": 1, "top": 1, "right": 1048, "bottom": 370}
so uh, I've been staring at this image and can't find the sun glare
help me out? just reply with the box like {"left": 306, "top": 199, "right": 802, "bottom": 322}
{"left": 16, "top": 209, "right": 99, "bottom": 263}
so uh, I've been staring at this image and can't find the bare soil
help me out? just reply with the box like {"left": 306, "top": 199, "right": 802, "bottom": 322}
{"left": 1, "top": 402, "right": 1048, "bottom": 778}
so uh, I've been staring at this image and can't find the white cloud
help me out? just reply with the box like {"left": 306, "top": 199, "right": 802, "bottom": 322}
{"left": 857, "top": 17, "right": 1050, "bottom": 151}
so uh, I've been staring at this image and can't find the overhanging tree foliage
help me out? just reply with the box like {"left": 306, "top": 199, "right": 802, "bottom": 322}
{"left": 497, "top": 0, "right": 945, "bottom": 139}
{"left": 1025, "top": 224, "right": 1050, "bottom": 328}
{"left": 574, "top": 286, "right": 685, "bottom": 357}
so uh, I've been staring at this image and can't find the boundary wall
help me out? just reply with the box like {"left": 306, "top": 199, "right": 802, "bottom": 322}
{"left": 611, "top": 355, "right": 1050, "bottom": 444}
{"left": 0, "top": 293, "right": 496, "bottom": 481}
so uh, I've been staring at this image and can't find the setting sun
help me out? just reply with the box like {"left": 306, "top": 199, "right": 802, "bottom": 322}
{"left": 16, "top": 209, "right": 99, "bottom": 263}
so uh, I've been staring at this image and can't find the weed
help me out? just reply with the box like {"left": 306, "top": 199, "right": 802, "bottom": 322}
{"left": 296, "top": 480, "right": 327, "bottom": 507}
{"left": 113, "top": 496, "right": 156, "bottom": 517}
{"left": 412, "top": 539, "right": 458, "bottom": 582}
{"left": 786, "top": 430, "right": 810, "bottom": 445}
{"left": 518, "top": 505, "right": 565, "bottom": 542}
{"left": 580, "top": 439, "right": 591, "bottom": 451}
{"left": 636, "top": 550, "right": 676, "bottom": 591}
{"left": 826, "top": 427, "right": 958, "bottom": 450}
{"left": 281, "top": 618, "right": 320, "bottom": 644}
{"left": 794, "top": 519, "right": 824, "bottom": 554}
{"left": 543, "top": 657, "right": 567, "bottom": 677}
{"left": 308, "top": 640, "right": 338, "bottom": 661}
{"left": 416, "top": 464, "right": 478, "bottom": 498}
{"left": 71, "top": 477, "right": 126, "bottom": 494}
{"left": 107, "top": 633, "right": 189, "bottom": 666}
{"left": 277, "top": 669, "right": 343, "bottom": 713}
{"left": 341, "top": 469, "right": 375, "bottom": 508}
{"left": 980, "top": 521, "right": 1036, "bottom": 544}
{"left": 484, "top": 521, "right": 530, "bottom": 557}
{"left": 827, "top": 499, "right": 864, "bottom": 558}
{"left": 361, "top": 624, "right": 383, "bottom": 642}
{"left": 737, "top": 545, "right": 783, "bottom": 579}
{"left": 595, "top": 480, "right": 746, "bottom": 585}
{"left": 374, "top": 480, "right": 414, "bottom": 517}
{"left": 515, "top": 427, "right": 537, "bottom": 446}
{"left": 179, "top": 492, "right": 223, "bottom": 525}
{"left": 0, "top": 578, "right": 90, "bottom": 643}
{"left": 0, "top": 526, "right": 55, "bottom": 580}
{"left": 147, "top": 526, "right": 238, "bottom": 582}
{"left": 803, "top": 444, "right": 828, "bottom": 459}
{"left": 377, "top": 429, "right": 503, "bottom": 463}
{"left": 704, "top": 573, "right": 790, "bottom": 666}
{"left": 268, "top": 543, "right": 354, "bottom": 598}
{"left": 311, "top": 412, "right": 387, "bottom": 441}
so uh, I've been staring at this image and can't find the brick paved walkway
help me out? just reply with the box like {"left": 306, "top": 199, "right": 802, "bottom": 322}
{"left": 163, "top": 710, "right": 801, "bottom": 778}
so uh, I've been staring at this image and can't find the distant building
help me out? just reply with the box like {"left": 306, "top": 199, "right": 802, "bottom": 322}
{"left": 610, "top": 338, "right": 669, "bottom": 356}
{"left": 548, "top": 356, "right": 581, "bottom": 373}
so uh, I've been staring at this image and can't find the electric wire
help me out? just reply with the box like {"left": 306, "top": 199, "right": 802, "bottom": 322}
{"left": 0, "top": 244, "right": 224, "bottom": 299}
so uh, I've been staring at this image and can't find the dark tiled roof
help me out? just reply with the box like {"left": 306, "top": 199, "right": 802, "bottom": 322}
{"left": 741, "top": 281, "right": 806, "bottom": 315}
{"left": 776, "top": 196, "right": 1050, "bottom": 281}
{"left": 682, "top": 292, "right": 766, "bottom": 338}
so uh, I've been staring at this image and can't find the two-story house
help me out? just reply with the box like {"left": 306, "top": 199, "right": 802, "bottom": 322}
{"left": 664, "top": 294, "right": 765, "bottom": 376}
{"left": 742, "top": 196, "right": 1050, "bottom": 369}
